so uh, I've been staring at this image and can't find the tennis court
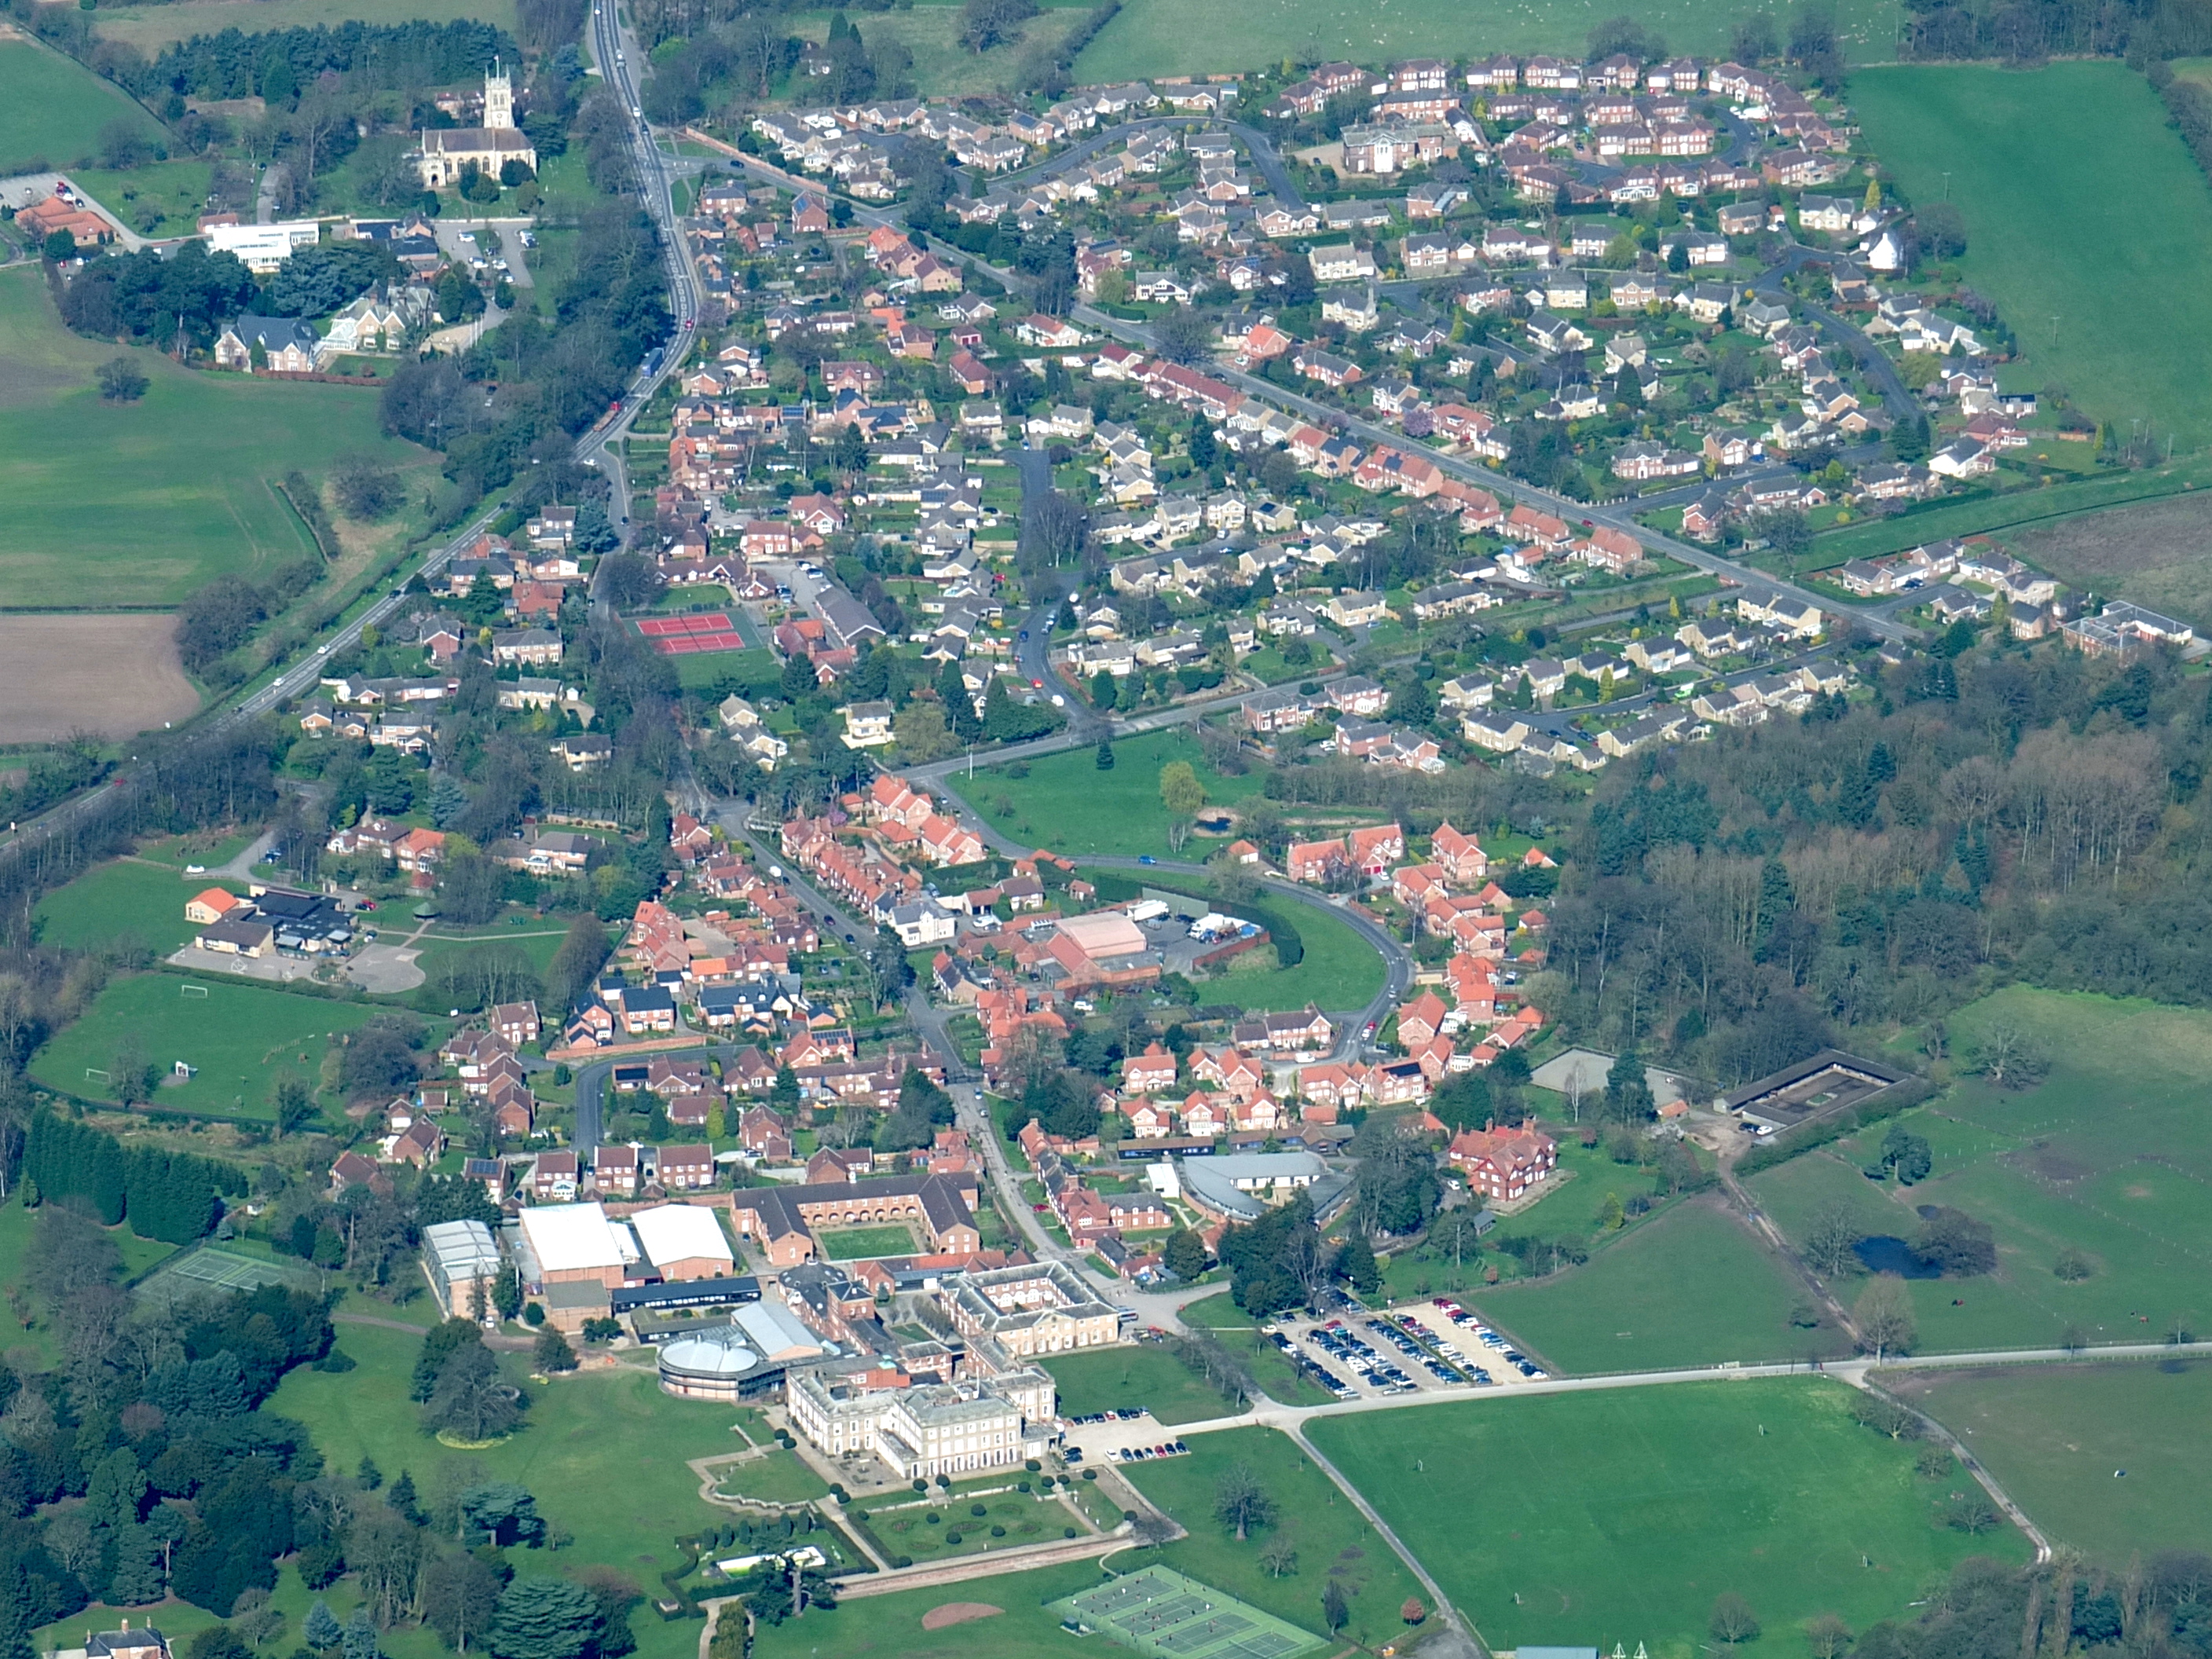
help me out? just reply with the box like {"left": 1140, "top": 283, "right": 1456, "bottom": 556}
{"left": 1051, "top": 1568, "right": 1325, "bottom": 1659}
{"left": 135, "top": 1246, "right": 317, "bottom": 1301}
{"left": 635, "top": 612, "right": 748, "bottom": 655}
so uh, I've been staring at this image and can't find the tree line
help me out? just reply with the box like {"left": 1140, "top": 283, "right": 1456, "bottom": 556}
{"left": 23, "top": 1115, "right": 246, "bottom": 1243}
{"left": 142, "top": 20, "right": 518, "bottom": 103}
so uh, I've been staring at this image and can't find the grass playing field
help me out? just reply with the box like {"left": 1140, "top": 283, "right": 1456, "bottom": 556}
{"left": 1115, "top": 1426, "right": 1428, "bottom": 1646}
{"left": 90, "top": 0, "right": 516, "bottom": 50}
{"left": 1470, "top": 1199, "right": 1852, "bottom": 1374}
{"left": 0, "top": 266, "right": 436, "bottom": 609}
{"left": 1853, "top": 63, "right": 2212, "bottom": 450}
{"left": 1894, "top": 1358, "right": 2212, "bottom": 1563}
{"left": 948, "top": 729, "right": 1266, "bottom": 860}
{"left": 1308, "top": 1379, "right": 2030, "bottom": 1655}
{"left": 1747, "top": 987, "right": 2212, "bottom": 1356}
{"left": 1043, "top": 1344, "right": 1244, "bottom": 1426}
{"left": 0, "top": 38, "right": 163, "bottom": 174}
{"left": 32, "top": 858, "right": 242, "bottom": 957}
{"left": 30, "top": 972, "right": 386, "bottom": 1119}
{"left": 1071, "top": 0, "right": 1898, "bottom": 80}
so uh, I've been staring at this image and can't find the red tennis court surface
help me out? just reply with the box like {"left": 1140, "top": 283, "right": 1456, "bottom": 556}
{"left": 636, "top": 613, "right": 747, "bottom": 654}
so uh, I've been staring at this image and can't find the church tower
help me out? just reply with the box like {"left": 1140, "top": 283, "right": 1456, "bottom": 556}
{"left": 484, "top": 63, "right": 515, "bottom": 130}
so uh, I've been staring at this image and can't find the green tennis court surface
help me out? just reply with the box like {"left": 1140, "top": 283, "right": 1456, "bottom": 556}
{"left": 135, "top": 1246, "right": 317, "bottom": 1299}
{"left": 1052, "top": 1567, "right": 1324, "bottom": 1659}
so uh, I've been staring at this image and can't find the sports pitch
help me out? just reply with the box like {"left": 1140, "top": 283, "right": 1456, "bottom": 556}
{"left": 1050, "top": 1566, "right": 1324, "bottom": 1659}
{"left": 135, "top": 1245, "right": 317, "bottom": 1302}
{"left": 636, "top": 611, "right": 750, "bottom": 655}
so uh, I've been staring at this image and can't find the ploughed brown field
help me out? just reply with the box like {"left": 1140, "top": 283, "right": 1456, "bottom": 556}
{"left": 0, "top": 613, "right": 199, "bottom": 742}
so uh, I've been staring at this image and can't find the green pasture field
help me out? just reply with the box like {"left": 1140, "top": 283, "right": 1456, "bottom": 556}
{"left": 1309, "top": 1379, "right": 2029, "bottom": 1657}
{"left": 748, "top": 1559, "right": 1106, "bottom": 1659}
{"left": 0, "top": 40, "right": 163, "bottom": 174}
{"left": 815, "top": 1223, "right": 923, "bottom": 1259}
{"left": 1748, "top": 987, "right": 2212, "bottom": 1355}
{"left": 1895, "top": 1358, "right": 2212, "bottom": 1562}
{"left": 948, "top": 728, "right": 1265, "bottom": 859}
{"left": 792, "top": 5, "right": 1089, "bottom": 98}
{"left": 1789, "top": 457, "right": 2212, "bottom": 581}
{"left": 0, "top": 267, "right": 435, "bottom": 609}
{"left": 1854, "top": 63, "right": 2212, "bottom": 450}
{"left": 30, "top": 972, "right": 386, "bottom": 1118}
{"left": 33, "top": 859, "right": 243, "bottom": 956}
{"left": 1116, "top": 1426, "right": 1427, "bottom": 1645}
{"left": 712, "top": 1445, "right": 832, "bottom": 1506}
{"left": 91, "top": 0, "right": 517, "bottom": 52}
{"left": 69, "top": 161, "right": 215, "bottom": 240}
{"left": 263, "top": 1320, "right": 746, "bottom": 1659}
{"left": 1043, "top": 1344, "right": 1244, "bottom": 1426}
{"left": 1072, "top": 0, "right": 1895, "bottom": 80}
{"left": 1470, "top": 1199, "right": 1851, "bottom": 1373}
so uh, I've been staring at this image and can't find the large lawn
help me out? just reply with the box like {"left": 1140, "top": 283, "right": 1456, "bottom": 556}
{"left": 31, "top": 972, "right": 387, "bottom": 1119}
{"left": 949, "top": 728, "right": 1267, "bottom": 859}
{"left": 0, "top": 266, "right": 435, "bottom": 608}
{"left": 748, "top": 1559, "right": 1108, "bottom": 1659}
{"left": 1748, "top": 987, "right": 2212, "bottom": 1355}
{"left": 1895, "top": 1359, "right": 2212, "bottom": 1564}
{"left": 1116, "top": 1426, "right": 1429, "bottom": 1648}
{"left": 1308, "top": 1379, "right": 2030, "bottom": 1654}
{"left": 267, "top": 1321, "right": 749, "bottom": 1659}
{"left": 1223, "top": 894, "right": 1387, "bottom": 1013}
{"left": 32, "top": 858, "right": 243, "bottom": 957}
{"left": 1074, "top": 0, "right": 1895, "bottom": 78}
{"left": 1854, "top": 63, "right": 2212, "bottom": 449}
{"left": 0, "top": 39, "right": 163, "bottom": 173}
{"left": 1043, "top": 1344, "right": 1244, "bottom": 1426}
{"left": 1470, "top": 1199, "right": 1851, "bottom": 1374}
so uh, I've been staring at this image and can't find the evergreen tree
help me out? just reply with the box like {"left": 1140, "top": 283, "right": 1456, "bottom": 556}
{"left": 533, "top": 1329, "right": 577, "bottom": 1374}
{"left": 306, "top": 1603, "right": 344, "bottom": 1651}
{"left": 388, "top": 1471, "right": 421, "bottom": 1525}
{"left": 492, "top": 1264, "right": 523, "bottom": 1322}
{"left": 341, "top": 1608, "right": 379, "bottom": 1659}
{"left": 487, "top": 1579, "right": 601, "bottom": 1659}
{"left": 1605, "top": 1048, "right": 1656, "bottom": 1123}
{"left": 1095, "top": 739, "right": 1115, "bottom": 770}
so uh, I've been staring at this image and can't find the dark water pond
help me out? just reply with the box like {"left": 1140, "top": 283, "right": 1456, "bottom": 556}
{"left": 1854, "top": 1235, "right": 1943, "bottom": 1278}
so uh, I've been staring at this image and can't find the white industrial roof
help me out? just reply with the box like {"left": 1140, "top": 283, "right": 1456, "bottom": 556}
{"left": 628, "top": 1203, "right": 734, "bottom": 1270}
{"left": 732, "top": 1298, "right": 829, "bottom": 1362}
{"left": 516, "top": 1203, "right": 639, "bottom": 1275}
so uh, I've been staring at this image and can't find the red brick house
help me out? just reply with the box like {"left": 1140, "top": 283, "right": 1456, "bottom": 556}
{"left": 1447, "top": 1120, "right": 1558, "bottom": 1201}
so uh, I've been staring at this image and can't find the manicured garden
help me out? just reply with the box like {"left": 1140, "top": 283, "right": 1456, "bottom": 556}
{"left": 815, "top": 1224, "right": 923, "bottom": 1259}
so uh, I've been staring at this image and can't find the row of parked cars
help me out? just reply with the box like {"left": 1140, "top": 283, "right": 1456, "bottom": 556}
{"left": 1433, "top": 1298, "right": 1549, "bottom": 1379}
{"left": 1108, "top": 1441, "right": 1192, "bottom": 1463}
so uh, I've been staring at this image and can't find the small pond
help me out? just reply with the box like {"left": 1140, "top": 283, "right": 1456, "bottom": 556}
{"left": 1853, "top": 1235, "right": 1943, "bottom": 1278}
